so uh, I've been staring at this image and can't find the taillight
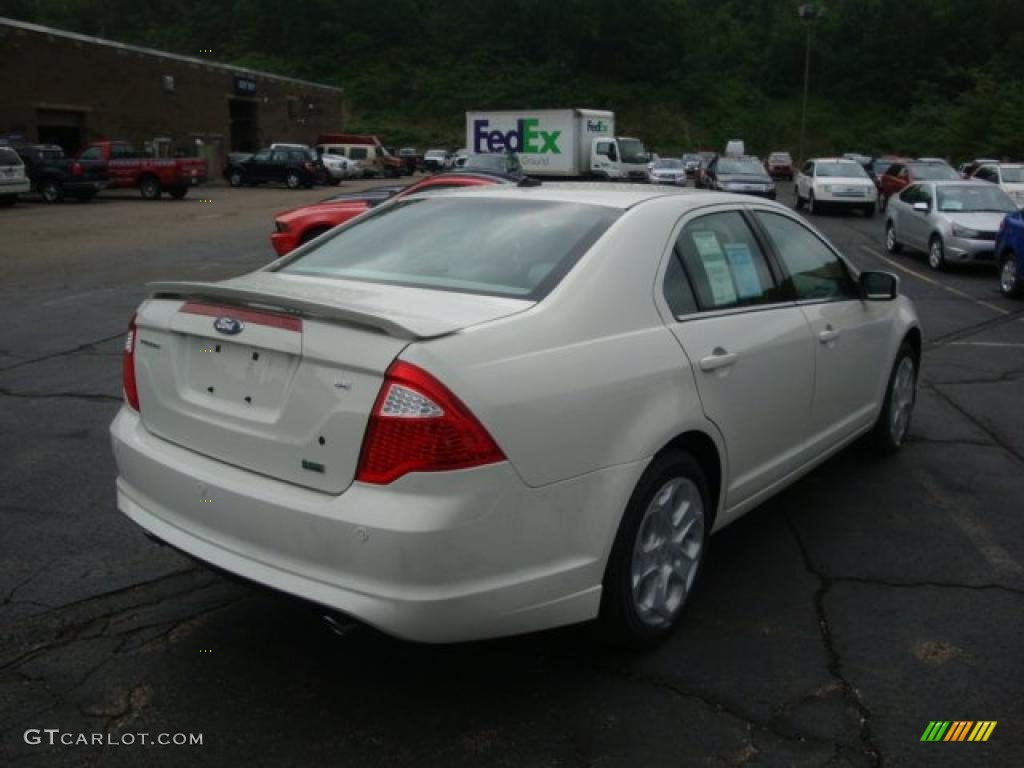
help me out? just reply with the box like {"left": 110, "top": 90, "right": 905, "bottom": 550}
{"left": 71, "top": 162, "right": 83, "bottom": 177}
{"left": 355, "top": 361, "right": 505, "bottom": 484}
{"left": 122, "top": 313, "right": 140, "bottom": 411}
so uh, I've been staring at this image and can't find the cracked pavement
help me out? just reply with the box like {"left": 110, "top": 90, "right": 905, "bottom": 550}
{"left": 1, "top": 182, "right": 1022, "bottom": 766}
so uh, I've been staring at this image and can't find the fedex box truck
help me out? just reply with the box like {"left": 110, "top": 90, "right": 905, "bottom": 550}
{"left": 465, "top": 109, "right": 649, "bottom": 180}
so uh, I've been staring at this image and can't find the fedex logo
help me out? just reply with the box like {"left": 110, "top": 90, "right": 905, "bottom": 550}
{"left": 586, "top": 119, "right": 609, "bottom": 133}
{"left": 472, "top": 119, "right": 561, "bottom": 154}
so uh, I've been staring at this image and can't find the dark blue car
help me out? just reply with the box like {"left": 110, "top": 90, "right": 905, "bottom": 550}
{"left": 996, "top": 210, "right": 1024, "bottom": 297}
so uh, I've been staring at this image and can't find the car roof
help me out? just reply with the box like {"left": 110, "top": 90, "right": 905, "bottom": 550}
{"left": 811, "top": 157, "right": 861, "bottom": 163}
{"left": 407, "top": 182, "right": 775, "bottom": 210}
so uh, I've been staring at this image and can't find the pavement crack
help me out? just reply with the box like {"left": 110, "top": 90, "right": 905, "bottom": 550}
{"left": 784, "top": 514, "right": 882, "bottom": 767}
{"left": 831, "top": 575, "right": 1024, "bottom": 596}
{"left": 0, "top": 386, "right": 121, "bottom": 402}
{"left": 0, "top": 332, "right": 124, "bottom": 373}
{"left": 925, "top": 381, "right": 1024, "bottom": 466}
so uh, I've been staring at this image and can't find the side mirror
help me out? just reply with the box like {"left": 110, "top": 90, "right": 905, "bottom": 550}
{"left": 860, "top": 271, "right": 899, "bottom": 301}
{"left": 912, "top": 201, "right": 929, "bottom": 212}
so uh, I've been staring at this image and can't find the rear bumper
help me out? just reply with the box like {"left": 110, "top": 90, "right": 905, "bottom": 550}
{"left": 110, "top": 407, "right": 641, "bottom": 642}
{"left": 0, "top": 179, "right": 30, "bottom": 195}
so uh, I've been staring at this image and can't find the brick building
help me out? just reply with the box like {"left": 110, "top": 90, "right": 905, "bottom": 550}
{"left": 0, "top": 17, "right": 345, "bottom": 173}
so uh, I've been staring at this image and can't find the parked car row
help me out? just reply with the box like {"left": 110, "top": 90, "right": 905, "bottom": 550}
{"left": 0, "top": 139, "right": 208, "bottom": 204}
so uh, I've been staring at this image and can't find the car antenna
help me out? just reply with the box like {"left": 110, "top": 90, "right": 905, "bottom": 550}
{"left": 518, "top": 176, "right": 541, "bottom": 187}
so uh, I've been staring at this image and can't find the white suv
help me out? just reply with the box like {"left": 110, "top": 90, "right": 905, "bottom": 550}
{"left": 795, "top": 157, "right": 878, "bottom": 216}
{"left": 972, "top": 163, "right": 1024, "bottom": 208}
{"left": 0, "top": 146, "right": 30, "bottom": 206}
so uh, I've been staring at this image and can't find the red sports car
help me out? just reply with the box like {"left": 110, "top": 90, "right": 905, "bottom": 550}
{"left": 270, "top": 172, "right": 513, "bottom": 256}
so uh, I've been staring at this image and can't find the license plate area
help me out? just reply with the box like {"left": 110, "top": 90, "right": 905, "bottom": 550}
{"left": 186, "top": 338, "right": 296, "bottom": 411}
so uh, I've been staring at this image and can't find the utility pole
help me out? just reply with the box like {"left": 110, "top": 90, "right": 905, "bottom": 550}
{"left": 797, "top": 4, "right": 825, "bottom": 164}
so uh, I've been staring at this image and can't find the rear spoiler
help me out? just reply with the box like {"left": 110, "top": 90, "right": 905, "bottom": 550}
{"left": 148, "top": 280, "right": 433, "bottom": 340}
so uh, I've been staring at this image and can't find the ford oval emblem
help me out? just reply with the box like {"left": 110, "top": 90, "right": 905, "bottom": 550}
{"left": 213, "top": 316, "right": 244, "bottom": 335}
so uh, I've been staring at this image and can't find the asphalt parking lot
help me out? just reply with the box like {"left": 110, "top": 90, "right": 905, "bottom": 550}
{"left": 1, "top": 180, "right": 1022, "bottom": 767}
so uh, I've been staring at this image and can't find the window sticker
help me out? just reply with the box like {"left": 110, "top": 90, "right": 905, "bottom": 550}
{"left": 691, "top": 231, "right": 738, "bottom": 306}
{"left": 723, "top": 243, "right": 762, "bottom": 299}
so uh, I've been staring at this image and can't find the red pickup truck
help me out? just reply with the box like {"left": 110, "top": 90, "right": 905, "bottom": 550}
{"left": 77, "top": 141, "right": 207, "bottom": 200}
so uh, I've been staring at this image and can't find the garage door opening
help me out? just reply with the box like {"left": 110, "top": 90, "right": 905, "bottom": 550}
{"left": 36, "top": 109, "right": 86, "bottom": 154}
{"left": 229, "top": 99, "right": 259, "bottom": 153}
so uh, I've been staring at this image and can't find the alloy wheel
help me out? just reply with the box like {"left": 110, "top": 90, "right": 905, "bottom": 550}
{"left": 889, "top": 357, "right": 916, "bottom": 446}
{"left": 1001, "top": 258, "right": 1019, "bottom": 296}
{"left": 630, "top": 477, "right": 705, "bottom": 628}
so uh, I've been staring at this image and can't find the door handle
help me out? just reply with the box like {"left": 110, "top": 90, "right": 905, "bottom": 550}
{"left": 699, "top": 348, "right": 738, "bottom": 371}
{"left": 818, "top": 325, "right": 840, "bottom": 344}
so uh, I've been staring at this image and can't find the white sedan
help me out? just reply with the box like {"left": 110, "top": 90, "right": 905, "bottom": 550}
{"left": 111, "top": 185, "right": 921, "bottom": 646}
{"left": 795, "top": 157, "right": 878, "bottom": 216}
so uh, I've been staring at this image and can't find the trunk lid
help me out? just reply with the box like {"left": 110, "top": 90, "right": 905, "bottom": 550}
{"left": 134, "top": 274, "right": 532, "bottom": 493}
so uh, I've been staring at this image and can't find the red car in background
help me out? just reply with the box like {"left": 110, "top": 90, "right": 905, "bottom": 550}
{"left": 270, "top": 171, "right": 515, "bottom": 256}
{"left": 878, "top": 159, "right": 960, "bottom": 210}
{"left": 77, "top": 141, "right": 207, "bottom": 200}
{"left": 765, "top": 151, "right": 794, "bottom": 179}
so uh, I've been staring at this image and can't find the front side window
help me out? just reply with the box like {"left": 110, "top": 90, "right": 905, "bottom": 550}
{"left": 251, "top": 151, "right": 272, "bottom": 163}
{"left": 675, "top": 211, "right": 781, "bottom": 311}
{"left": 277, "top": 198, "right": 620, "bottom": 299}
{"left": 755, "top": 212, "right": 858, "bottom": 301}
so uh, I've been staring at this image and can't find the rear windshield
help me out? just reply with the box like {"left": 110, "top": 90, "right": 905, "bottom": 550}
{"left": 0, "top": 148, "right": 22, "bottom": 166}
{"left": 718, "top": 158, "right": 766, "bottom": 175}
{"left": 769, "top": 153, "right": 791, "bottom": 162}
{"left": 276, "top": 198, "right": 620, "bottom": 299}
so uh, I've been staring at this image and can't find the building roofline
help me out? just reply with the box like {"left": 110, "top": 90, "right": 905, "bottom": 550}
{"left": 0, "top": 16, "right": 344, "bottom": 94}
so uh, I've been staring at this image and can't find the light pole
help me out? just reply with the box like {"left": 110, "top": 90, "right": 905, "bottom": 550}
{"left": 797, "top": 4, "right": 824, "bottom": 164}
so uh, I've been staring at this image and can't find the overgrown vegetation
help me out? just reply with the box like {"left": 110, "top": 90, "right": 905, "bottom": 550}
{"left": 4, "top": 0, "right": 1022, "bottom": 159}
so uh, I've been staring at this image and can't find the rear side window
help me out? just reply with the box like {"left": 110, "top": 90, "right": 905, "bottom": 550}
{"left": 349, "top": 147, "right": 368, "bottom": 160}
{"left": 277, "top": 198, "right": 621, "bottom": 299}
{"left": 755, "top": 212, "right": 858, "bottom": 301}
{"left": 0, "top": 148, "right": 22, "bottom": 166}
{"left": 675, "top": 211, "right": 781, "bottom": 311}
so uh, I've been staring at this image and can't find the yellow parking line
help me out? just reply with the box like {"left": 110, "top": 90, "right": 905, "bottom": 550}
{"left": 859, "top": 246, "right": 1010, "bottom": 316}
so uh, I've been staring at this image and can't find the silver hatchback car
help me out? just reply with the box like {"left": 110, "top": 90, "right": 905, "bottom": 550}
{"left": 885, "top": 180, "right": 1017, "bottom": 270}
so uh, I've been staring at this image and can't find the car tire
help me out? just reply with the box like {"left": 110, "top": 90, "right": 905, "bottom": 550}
{"left": 600, "top": 451, "right": 711, "bottom": 648}
{"left": 871, "top": 341, "right": 918, "bottom": 453}
{"left": 299, "top": 226, "right": 329, "bottom": 246}
{"left": 863, "top": 202, "right": 876, "bottom": 217}
{"left": 928, "top": 235, "right": 946, "bottom": 271}
{"left": 328, "top": 178, "right": 342, "bottom": 186}
{"left": 1000, "top": 252, "right": 1022, "bottom": 298}
{"left": 140, "top": 176, "right": 162, "bottom": 200}
{"left": 808, "top": 191, "right": 818, "bottom": 215}
{"left": 794, "top": 187, "right": 804, "bottom": 210}
{"left": 885, "top": 221, "right": 903, "bottom": 254}
{"left": 74, "top": 192, "right": 96, "bottom": 203}
{"left": 168, "top": 186, "right": 188, "bottom": 200}
{"left": 40, "top": 179, "right": 64, "bottom": 203}
{"left": 0, "top": 195, "right": 16, "bottom": 207}
{"left": 285, "top": 172, "right": 301, "bottom": 190}
{"left": 228, "top": 171, "right": 243, "bottom": 187}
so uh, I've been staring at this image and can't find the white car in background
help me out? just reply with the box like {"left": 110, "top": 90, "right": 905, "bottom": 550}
{"left": 0, "top": 146, "right": 31, "bottom": 206}
{"left": 971, "top": 163, "right": 1024, "bottom": 208}
{"left": 315, "top": 148, "right": 358, "bottom": 184}
{"left": 795, "top": 157, "right": 878, "bottom": 216}
{"left": 111, "top": 185, "right": 920, "bottom": 646}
